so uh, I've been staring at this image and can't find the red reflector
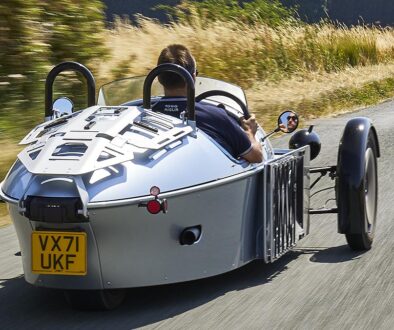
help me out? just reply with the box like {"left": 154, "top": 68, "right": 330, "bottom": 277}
{"left": 147, "top": 200, "right": 161, "bottom": 214}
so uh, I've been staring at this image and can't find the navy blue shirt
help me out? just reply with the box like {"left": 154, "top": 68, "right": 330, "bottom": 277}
{"left": 152, "top": 97, "right": 251, "bottom": 158}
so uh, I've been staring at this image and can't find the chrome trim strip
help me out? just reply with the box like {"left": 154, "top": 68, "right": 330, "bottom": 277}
{"left": 1, "top": 166, "right": 263, "bottom": 208}
{"left": 88, "top": 163, "right": 264, "bottom": 209}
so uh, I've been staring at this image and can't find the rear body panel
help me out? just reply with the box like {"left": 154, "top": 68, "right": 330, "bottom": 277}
{"left": 3, "top": 146, "right": 310, "bottom": 289}
{"left": 7, "top": 173, "right": 259, "bottom": 289}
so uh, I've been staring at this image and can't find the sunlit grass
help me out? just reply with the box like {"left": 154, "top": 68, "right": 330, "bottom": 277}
{"left": 98, "top": 18, "right": 394, "bottom": 87}
{"left": 94, "top": 17, "right": 394, "bottom": 128}
{"left": 248, "top": 63, "right": 394, "bottom": 121}
{"left": 0, "top": 141, "right": 22, "bottom": 227}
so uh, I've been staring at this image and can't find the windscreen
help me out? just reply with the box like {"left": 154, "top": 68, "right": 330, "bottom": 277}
{"left": 97, "top": 76, "right": 163, "bottom": 107}
{"left": 97, "top": 76, "right": 247, "bottom": 114}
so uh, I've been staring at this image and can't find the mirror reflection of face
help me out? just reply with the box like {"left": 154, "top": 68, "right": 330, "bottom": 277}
{"left": 278, "top": 110, "right": 298, "bottom": 133}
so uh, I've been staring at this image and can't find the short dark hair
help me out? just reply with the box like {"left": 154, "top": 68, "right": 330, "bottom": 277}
{"left": 157, "top": 44, "right": 196, "bottom": 89}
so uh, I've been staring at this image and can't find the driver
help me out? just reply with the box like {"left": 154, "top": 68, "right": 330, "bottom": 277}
{"left": 287, "top": 113, "right": 298, "bottom": 131}
{"left": 153, "top": 44, "right": 263, "bottom": 163}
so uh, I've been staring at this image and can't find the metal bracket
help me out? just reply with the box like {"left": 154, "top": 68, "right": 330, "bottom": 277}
{"left": 309, "top": 165, "right": 338, "bottom": 215}
{"left": 310, "top": 165, "right": 337, "bottom": 175}
{"left": 310, "top": 165, "right": 337, "bottom": 189}
{"left": 74, "top": 176, "right": 90, "bottom": 218}
{"left": 187, "top": 119, "right": 197, "bottom": 138}
{"left": 309, "top": 207, "right": 338, "bottom": 214}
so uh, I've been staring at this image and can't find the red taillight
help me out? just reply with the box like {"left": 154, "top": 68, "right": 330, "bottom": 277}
{"left": 138, "top": 186, "right": 168, "bottom": 214}
{"left": 147, "top": 200, "right": 162, "bottom": 214}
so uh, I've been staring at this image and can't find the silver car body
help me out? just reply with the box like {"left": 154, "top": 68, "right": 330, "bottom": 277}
{"left": 0, "top": 76, "right": 310, "bottom": 289}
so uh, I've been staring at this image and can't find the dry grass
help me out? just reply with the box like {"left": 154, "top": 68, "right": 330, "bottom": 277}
{"left": 247, "top": 63, "right": 394, "bottom": 122}
{"left": 97, "top": 18, "right": 394, "bottom": 85}
{"left": 0, "top": 141, "right": 22, "bottom": 227}
{"left": 0, "top": 142, "right": 22, "bottom": 179}
{"left": 96, "top": 18, "right": 394, "bottom": 126}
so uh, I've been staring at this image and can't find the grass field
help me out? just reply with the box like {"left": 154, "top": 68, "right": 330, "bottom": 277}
{"left": 0, "top": 143, "right": 22, "bottom": 227}
{"left": 97, "top": 18, "right": 394, "bottom": 124}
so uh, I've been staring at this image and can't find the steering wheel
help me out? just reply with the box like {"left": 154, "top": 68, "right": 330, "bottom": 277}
{"left": 195, "top": 90, "right": 250, "bottom": 120}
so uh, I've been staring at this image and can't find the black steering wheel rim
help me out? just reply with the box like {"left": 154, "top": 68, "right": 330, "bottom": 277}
{"left": 195, "top": 90, "right": 250, "bottom": 120}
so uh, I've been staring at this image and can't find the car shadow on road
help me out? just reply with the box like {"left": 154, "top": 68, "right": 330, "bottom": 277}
{"left": 0, "top": 251, "right": 302, "bottom": 329}
{"left": 293, "top": 244, "right": 366, "bottom": 263}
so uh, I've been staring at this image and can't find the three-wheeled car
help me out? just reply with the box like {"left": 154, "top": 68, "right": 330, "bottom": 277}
{"left": 0, "top": 62, "right": 379, "bottom": 310}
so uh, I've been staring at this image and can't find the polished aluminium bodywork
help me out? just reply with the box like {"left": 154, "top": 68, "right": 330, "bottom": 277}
{"left": 0, "top": 75, "right": 311, "bottom": 290}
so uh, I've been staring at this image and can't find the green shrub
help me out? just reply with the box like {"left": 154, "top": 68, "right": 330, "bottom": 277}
{"left": 157, "top": 0, "right": 297, "bottom": 27}
{"left": 42, "top": 0, "right": 108, "bottom": 70}
{"left": 0, "top": 0, "right": 47, "bottom": 77}
{"left": 0, "top": 0, "right": 108, "bottom": 137}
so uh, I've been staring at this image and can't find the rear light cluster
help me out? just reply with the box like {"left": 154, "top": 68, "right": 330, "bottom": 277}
{"left": 22, "top": 196, "right": 88, "bottom": 223}
{"left": 139, "top": 186, "right": 168, "bottom": 215}
{"left": 146, "top": 199, "right": 167, "bottom": 214}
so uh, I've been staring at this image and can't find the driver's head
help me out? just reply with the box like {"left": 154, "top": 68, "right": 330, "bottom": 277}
{"left": 157, "top": 44, "right": 197, "bottom": 90}
{"left": 287, "top": 114, "right": 297, "bottom": 130}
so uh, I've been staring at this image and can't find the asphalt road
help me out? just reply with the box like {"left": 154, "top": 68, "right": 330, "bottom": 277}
{"left": 1, "top": 101, "right": 394, "bottom": 329}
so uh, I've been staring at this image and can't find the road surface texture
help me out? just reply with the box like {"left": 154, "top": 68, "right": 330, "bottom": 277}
{"left": 1, "top": 101, "right": 393, "bottom": 329}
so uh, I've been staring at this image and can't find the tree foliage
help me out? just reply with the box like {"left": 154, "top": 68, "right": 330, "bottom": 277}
{"left": 157, "top": 0, "right": 297, "bottom": 27}
{"left": 42, "top": 0, "right": 107, "bottom": 65}
{"left": 0, "top": 0, "right": 108, "bottom": 135}
{"left": 0, "top": 0, "right": 107, "bottom": 78}
{"left": 0, "top": 0, "right": 46, "bottom": 76}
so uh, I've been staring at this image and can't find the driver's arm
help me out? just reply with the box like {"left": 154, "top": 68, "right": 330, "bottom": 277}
{"left": 241, "top": 115, "right": 263, "bottom": 163}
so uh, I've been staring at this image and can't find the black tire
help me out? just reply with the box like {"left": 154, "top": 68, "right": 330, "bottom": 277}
{"left": 64, "top": 289, "right": 126, "bottom": 310}
{"left": 345, "top": 132, "right": 378, "bottom": 250}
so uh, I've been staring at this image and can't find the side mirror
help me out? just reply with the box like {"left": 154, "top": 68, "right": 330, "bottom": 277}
{"left": 261, "top": 110, "right": 299, "bottom": 142}
{"left": 52, "top": 97, "right": 73, "bottom": 119}
{"left": 278, "top": 110, "right": 299, "bottom": 133}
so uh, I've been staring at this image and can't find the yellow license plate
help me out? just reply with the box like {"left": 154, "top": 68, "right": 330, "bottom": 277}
{"left": 32, "top": 231, "right": 87, "bottom": 275}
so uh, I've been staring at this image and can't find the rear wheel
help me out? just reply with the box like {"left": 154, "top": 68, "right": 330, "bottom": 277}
{"left": 345, "top": 133, "right": 378, "bottom": 250}
{"left": 64, "top": 289, "right": 126, "bottom": 310}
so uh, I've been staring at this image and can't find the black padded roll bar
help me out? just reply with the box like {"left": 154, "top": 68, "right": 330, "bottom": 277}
{"left": 143, "top": 64, "right": 195, "bottom": 121}
{"left": 45, "top": 62, "right": 96, "bottom": 118}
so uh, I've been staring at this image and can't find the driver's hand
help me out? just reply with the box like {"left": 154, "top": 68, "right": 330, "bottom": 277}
{"left": 241, "top": 114, "right": 258, "bottom": 136}
{"left": 279, "top": 123, "right": 288, "bottom": 132}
